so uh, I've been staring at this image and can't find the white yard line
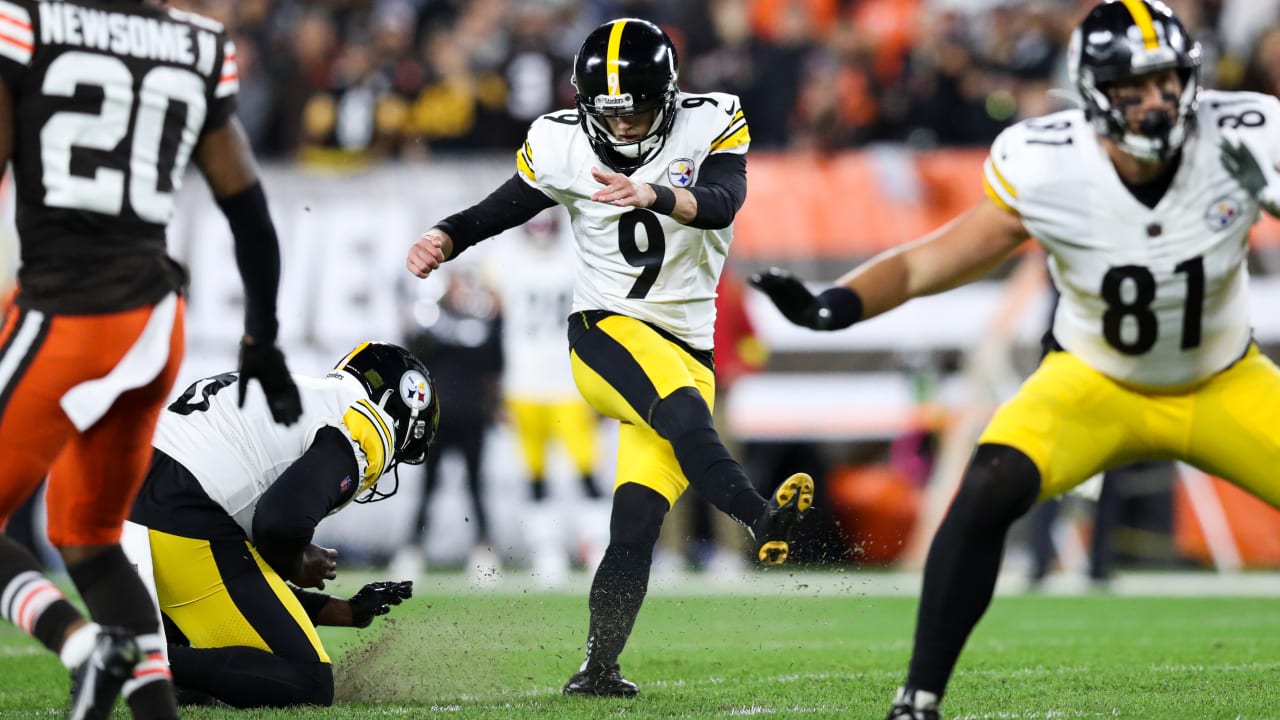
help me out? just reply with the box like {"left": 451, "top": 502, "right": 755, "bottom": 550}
{"left": 419, "top": 569, "right": 1280, "bottom": 598}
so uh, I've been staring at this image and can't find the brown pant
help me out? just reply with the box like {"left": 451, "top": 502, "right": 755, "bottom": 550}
{"left": 0, "top": 297, "right": 184, "bottom": 547}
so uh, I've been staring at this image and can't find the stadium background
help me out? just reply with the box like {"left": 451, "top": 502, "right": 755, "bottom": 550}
{"left": 4, "top": 0, "right": 1280, "bottom": 578}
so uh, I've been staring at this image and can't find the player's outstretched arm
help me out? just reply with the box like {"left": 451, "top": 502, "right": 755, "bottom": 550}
{"left": 291, "top": 581, "right": 414, "bottom": 628}
{"left": 195, "top": 118, "right": 301, "bottom": 424}
{"left": 409, "top": 174, "right": 558, "bottom": 279}
{"left": 752, "top": 198, "right": 1029, "bottom": 330}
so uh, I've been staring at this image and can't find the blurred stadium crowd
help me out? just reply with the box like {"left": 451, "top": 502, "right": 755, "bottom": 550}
{"left": 167, "top": 0, "right": 1280, "bottom": 163}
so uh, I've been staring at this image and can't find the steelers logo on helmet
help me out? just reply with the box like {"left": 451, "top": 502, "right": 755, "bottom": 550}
{"left": 572, "top": 18, "right": 679, "bottom": 173}
{"left": 1068, "top": 0, "right": 1201, "bottom": 162}
{"left": 400, "top": 369, "right": 431, "bottom": 411}
{"left": 334, "top": 341, "right": 440, "bottom": 477}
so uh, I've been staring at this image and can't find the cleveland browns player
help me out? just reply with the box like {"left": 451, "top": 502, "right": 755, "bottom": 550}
{"left": 0, "top": 1, "right": 299, "bottom": 717}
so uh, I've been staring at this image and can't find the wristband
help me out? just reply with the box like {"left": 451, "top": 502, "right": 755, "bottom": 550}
{"left": 648, "top": 184, "right": 677, "bottom": 215}
{"left": 814, "top": 287, "right": 864, "bottom": 330}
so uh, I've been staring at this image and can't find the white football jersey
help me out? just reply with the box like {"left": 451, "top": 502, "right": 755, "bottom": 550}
{"left": 152, "top": 372, "right": 396, "bottom": 535}
{"left": 983, "top": 89, "right": 1280, "bottom": 388}
{"left": 495, "top": 214, "right": 579, "bottom": 399}
{"left": 515, "top": 92, "right": 750, "bottom": 350}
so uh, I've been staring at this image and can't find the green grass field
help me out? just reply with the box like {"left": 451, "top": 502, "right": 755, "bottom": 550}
{"left": 2, "top": 572, "right": 1278, "bottom": 719}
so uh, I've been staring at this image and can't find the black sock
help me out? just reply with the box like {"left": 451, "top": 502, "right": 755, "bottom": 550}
{"left": 127, "top": 677, "right": 180, "bottom": 720}
{"left": 906, "top": 444, "right": 1039, "bottom": 695}
{"left": 0, "top": 534, "right": 82, "bottom": 653}
{"left": 65, "top": 545, "right": 159, "bottom": 634}
{"left": 584, "top": 545, "right": 650, "bottom": 669}
{"left": 581, "top": 484, "right": 667, "bottom": 669}
{"left": 65, "top": 546, "right": 179, "bottom": 718}
{"left": 168, "top": 644, "right": 333, "bottom": 708}
{"left": 649, "top": 387, "right": 765, "bottom": 527}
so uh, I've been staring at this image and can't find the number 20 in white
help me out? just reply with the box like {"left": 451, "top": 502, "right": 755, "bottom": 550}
{"left": 41, "top": 52, "right": 207, "bottom": 223}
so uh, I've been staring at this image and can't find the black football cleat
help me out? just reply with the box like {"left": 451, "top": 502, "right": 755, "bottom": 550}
{"left": 563, "top": 663, "right": 639, "bottom": 697}
{"left": 67, "top": 626, "right": 143, "bottom": 720}
{"left": 886, "top": 687, "right": 941, "bottom": 720}
{"left": 752, "top": 472, "right": 815, "bottom": 566}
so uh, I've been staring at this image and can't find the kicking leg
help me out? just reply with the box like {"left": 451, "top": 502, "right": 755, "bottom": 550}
{"left": 651, "top": 388, "right": 813, "bottom": 565}
{"left": 569, "top": 314, "right": 809, "bottom": 550}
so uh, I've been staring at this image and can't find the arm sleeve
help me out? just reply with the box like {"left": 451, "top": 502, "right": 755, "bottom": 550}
{"left": 0, "top": 0, "right": 34, "bottom": 89}
{"left": 688, "top": 153, "right": 747, "bottom": 230}
{"left": 435, "top": 174, "right": 557, "bottom": 259}
{"left": 251, "top": 426, "right": 359, "bottom": 579}
{"left": 289, "top": 586, "right": 333, "bottom": 623}
{"left": 216, "top": 181, "right": 282, "bottom": 343}
{"left": 204, "top": 34, "right": 239, "bottom": 133}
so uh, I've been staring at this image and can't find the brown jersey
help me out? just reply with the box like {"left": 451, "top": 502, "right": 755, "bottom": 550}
{"left": 0, "top": 0, "right": 238, "bottom": 313}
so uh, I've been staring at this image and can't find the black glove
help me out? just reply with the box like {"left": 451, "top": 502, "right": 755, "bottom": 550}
{"left": 749, "top": 267, "right": 832, "bottom": 330}
{"left": 348, "top": 580, "right": 413, "bottom": 629}
{"left": 238, "top": 339, "right": 302, "bottom": 425}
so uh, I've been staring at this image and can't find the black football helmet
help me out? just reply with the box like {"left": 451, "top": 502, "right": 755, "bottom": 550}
{"left": 572, "top": 18, "right": 679, "bottom": 173}
{"left": 332, "top": 342, "right": 440, "bottom": 501}
{"left": 1068, "top": 0, "right": 1200, "bottom": 162}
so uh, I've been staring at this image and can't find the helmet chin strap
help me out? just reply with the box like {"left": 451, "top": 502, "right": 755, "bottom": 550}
{"left": 353, "top": 465, "right": 400, "bottom": 504}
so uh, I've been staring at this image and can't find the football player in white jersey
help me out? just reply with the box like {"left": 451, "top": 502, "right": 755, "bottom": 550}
{"left": 124, "top": 342, "right": 436, "bottom": 708}
{"left": 406, "top": 18, "right": 815, "bottom": 696}
{"left": 751, "top": 2, "right": 1280, "bottom": 718}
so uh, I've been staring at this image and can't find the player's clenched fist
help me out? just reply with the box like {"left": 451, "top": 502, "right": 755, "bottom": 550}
{"left": 407, "top": 229, "right": 450, "bottom": 278}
